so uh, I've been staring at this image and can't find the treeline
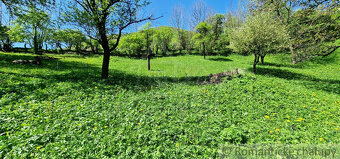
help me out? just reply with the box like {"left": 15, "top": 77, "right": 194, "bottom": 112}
{"left": 0, "top": 0, "right": 338, "bottom": 78}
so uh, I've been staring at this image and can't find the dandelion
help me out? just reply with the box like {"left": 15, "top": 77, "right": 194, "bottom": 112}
{"left": 218, "top": 110, "right": 221, "bottom": 113}
{"left": 95, "top": 86, "right": 98, "bottom": 89}
{"left": 36, "top": 146, "right": 41, "bottom": 150}
{"left": 275, "top": 128, "right": 280, "bottom": 132}
{"left": 78, "top": 123, "right": 82, "bottom": 126}
{"left": 320, "top": 138, "right": 324, "bottom": 141}
{"left": 287, "top": 120, "right": 290, "bottom": 123}
{"left": 140, "top": 108, "right": 143, "bottom": 111}
{"left": 265, "top": 115, "right": 270, "bottom": 119}
{"left": 138, "top": 123, "right": 141, "bottom": 125}
{"left": 296, "top": 118, "right": 304, "bottom": 122}
{"left": 335, "top": 128, "right": 339, "bottom": 131}
{"left": 269, "top": 130, "right": 273, "bottom": 134}
{"left": 104, "top": 126, "right": 108, "bottom": 128}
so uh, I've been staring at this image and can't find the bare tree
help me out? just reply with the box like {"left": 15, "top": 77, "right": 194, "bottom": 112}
{"left": 189, "top": 0, "right": 214, "bottom": 30}
{"left": 170, "top": 4, "right": 186, "bottom": 54}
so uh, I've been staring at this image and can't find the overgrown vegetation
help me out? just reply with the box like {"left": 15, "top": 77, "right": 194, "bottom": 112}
{"left": 0, "top": 0, "right": 339, "bottom": 158}
{"left": 1, "top": 51, "right": 339, "bottom": 158}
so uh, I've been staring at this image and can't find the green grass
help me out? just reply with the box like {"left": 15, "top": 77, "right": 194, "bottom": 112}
{"left": 0, "top": 51, "right": 339, "bottom": 158}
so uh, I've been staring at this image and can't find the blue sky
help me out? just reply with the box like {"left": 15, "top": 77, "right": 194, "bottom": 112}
{"left": 144, "top": 0, "right": 242, "bottom": 28}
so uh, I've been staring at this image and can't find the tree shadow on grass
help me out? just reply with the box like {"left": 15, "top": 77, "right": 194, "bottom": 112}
{"left": 261, "top": 62, "right": 303, "bottom": 69}
{"left": 249, "top": 67, "right": 340, "bottom": 94}
{"left": 207, "top": 57, "right": 233, "bottom": 62}
{"left": 1, "top": 53, "right": 212, "bottom": 105}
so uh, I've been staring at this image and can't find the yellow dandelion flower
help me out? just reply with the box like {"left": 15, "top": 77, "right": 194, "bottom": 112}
{"left": 269, "top": 130, "right": 273, "bottom": 134}
{"left": 287, "top": 120, "right": 290, "bottom": 123}
{"left": 265, "top": 115, "right": 270, "bottom": 119}
{"left": 36, "top": 146, "right": 41, "bottom": 150}
{"left": 275, "top": 128, "right": 280, "bottom": 132}
{"left": 335, "top": 128, "right": 339, "bottom": 131}
{"left": 78, "top": 123, "right": 82, "bottom": 126}
{"left": 218, "top": 110, "right": 221, "bottom": 113}
{"left": 104, "top": 126, "right": 108, "bottom": 128}
{"left": 140, "top": 108, "right": 143, "bottom": 111}
{"left": 138, "top": 123, "right": 141, "bottom": 125}
{"left": 95, "top": 86, "right": 98, "bottom": 89}
{"left": 320, "top": 138, "right": 324, "bottom": 141}
{"left": 296, "top": 118, "right": 304, "bottom": 122}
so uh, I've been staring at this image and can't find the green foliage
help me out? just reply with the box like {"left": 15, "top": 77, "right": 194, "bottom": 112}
{"left": 194, "top": 22, "right": 212, "bottom": 56}
{"left": 230, "top": 12, "right": 289, "bottom": 72}
{"left": 0, "top": 51, "right": 339, "bottom": 158}
{"left": 289, "top": 7, "right": 340, "bottom": 61}
{"left": 7, "top": 24, "right": 26, "bottom": 43}
{"left": 118, "top": 32, "right": 145, "bottom": 57}
{"left": 51, "top": 29, "right": 86, "bottom": 51}
{"left": 153, "top": 27, "right": 174, "bottom": 55}
{"left": 0, "top": 25, "right": 12, "bottom": 51}
{"left": 231, "top": 12, "right": 288, "bottom": 56}
{"left": 14, "top": 6, "right": 51, "bottom": 54}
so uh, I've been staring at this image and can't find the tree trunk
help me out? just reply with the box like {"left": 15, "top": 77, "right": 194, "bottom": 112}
{"left": 100, "top": 35, "right": 111, "bottom": 79}
{"left": 203, "top": 43, "right": 206, "bottom": 59}
{"left": 33, "top": 26, "right": 39, "bottom": 55}
{"left": 290, "top": 44, "right": 297, "bottom": 64}
{"left": 24, "top": 43, "right": 28, "bottom": 53}
{"left": 147, "top": 55, "right": 151, "bottom": 71}
{"left": 261, "top": 56, "right": 264, "bottom": 64}
{"left": 57, "top": 42, "right": 64, "bottom": 54}
{"left": 98, "top": 22, "right": 111, "bottom": 79}
{"left": 253, "top": 54, "right": 260, "bottom": 73}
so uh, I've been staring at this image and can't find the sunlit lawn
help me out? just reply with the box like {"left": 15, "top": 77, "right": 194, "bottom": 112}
{"left": 0, "top": 51, "right": 339, "bottom": 158}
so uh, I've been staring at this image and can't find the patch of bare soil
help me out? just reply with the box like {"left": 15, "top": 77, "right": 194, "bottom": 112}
{"left": 12, "top": 59, "right": 41, "bottom": 65}
{"left": 200, "top": 68, "right": 242, "bottom": 85}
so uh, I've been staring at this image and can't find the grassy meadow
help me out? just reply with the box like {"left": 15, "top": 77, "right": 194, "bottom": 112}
{"left": 0, "top": 51, "right": 339, "bottom": 158}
